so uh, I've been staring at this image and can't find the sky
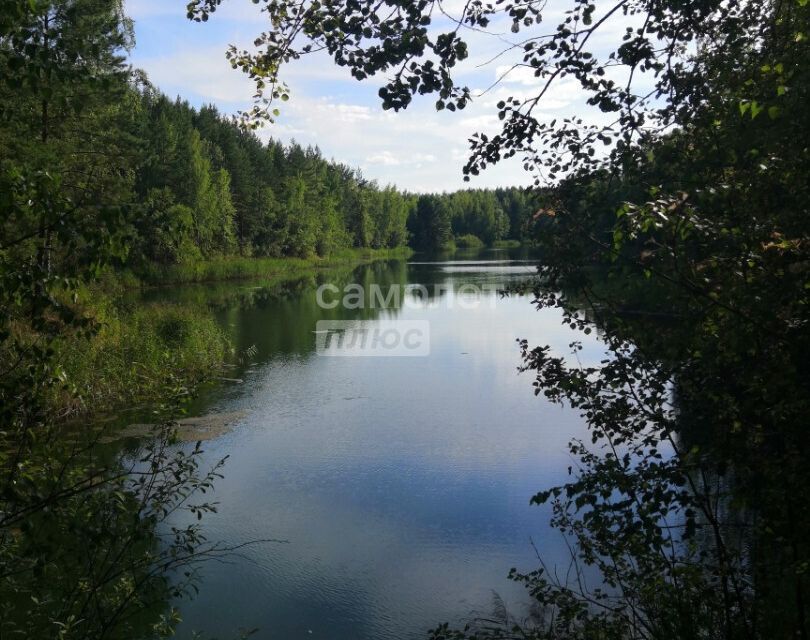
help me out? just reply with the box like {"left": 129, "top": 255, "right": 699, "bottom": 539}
{"left": 124, "top": 0, "right": 640, "bottom": 193}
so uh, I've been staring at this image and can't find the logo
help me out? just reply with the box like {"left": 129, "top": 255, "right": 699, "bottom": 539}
{"left": 315, "top": 321, "right": 430, "bottom": 357}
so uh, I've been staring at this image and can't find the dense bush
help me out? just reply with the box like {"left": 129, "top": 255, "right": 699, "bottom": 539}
{"left": 455, "top": 233, "right": 484, "bottom": 248}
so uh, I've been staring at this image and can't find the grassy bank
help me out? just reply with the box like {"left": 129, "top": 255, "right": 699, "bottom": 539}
{"left": 491, "top": 239, "right": 523, "bottom": 248}
{"left": 52, "top": 247, "right": 412, "bottom": 419}
{"left": 51, "top": 293, "right": 229, "bottom": 419}
{"left": 121, "top": 247, "right": 413, "bottom": 288}
{"left": 451, "top": 237, "right": 525, "bottom": 250}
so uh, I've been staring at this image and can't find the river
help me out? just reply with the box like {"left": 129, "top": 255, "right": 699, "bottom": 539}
{"left": 148, "top": 249, "right": 606, "bottom": 639}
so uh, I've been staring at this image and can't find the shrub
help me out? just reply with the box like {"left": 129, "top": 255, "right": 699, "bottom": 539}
{"left": 455, "top": 234, "right": 484, "bottom": 248}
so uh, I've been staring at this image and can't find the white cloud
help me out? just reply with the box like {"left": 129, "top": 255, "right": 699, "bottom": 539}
{"left": 494, "top": 64, "right": 543, "bottom": 87}
{"left": 366, "top": 151, "right": 401, "bottom": 166}
{"left": 322, "top": 103, "right": 374, "bottom": 123}
{"left": 132, "top": 45, "right": 256, "bottom": 104}
{"left": 459, "top": 114, "right": 501, "bottom": 131}
{"left": 128, "top": 2, "right": 610, "bottom": 191}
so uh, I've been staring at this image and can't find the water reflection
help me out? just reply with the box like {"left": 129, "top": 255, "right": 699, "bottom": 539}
{"left": 163, "top": 251, "right": 606, "bottom": 640}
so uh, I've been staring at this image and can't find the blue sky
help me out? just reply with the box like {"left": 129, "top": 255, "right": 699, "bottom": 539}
{"left": 125, "top": 0, "right": 638, "bottom": 192}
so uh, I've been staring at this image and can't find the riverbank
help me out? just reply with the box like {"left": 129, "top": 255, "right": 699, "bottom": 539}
{"left": 52, "top": 298, "right": 229, "bottom": 420}
{"left": 111, "top": 247, "right": 414, "bottom": 289}
{"left": 52, "top": 248, "right": 412, "bottom": 420}
{"left": 491, "top": 239, "right": 523, "bottom": 249}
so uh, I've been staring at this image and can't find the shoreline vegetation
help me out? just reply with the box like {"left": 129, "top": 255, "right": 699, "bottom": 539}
{"left": 57, "top": 247, "right": 414, "bottom": 421}
{"left": 68, "top": 239, "right": 530, "bottom": 423}
{"left": 52, "top": 237, "right": 527, "bottom": 424}
{"left": 114, "top": 246, "right": 414, "bottom": 289}
{"left": 67, "top": 238, "right": 536, "bottom": 423}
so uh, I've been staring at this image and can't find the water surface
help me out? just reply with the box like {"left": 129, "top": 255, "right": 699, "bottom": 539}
{"left": 163, "top": 250, "right": 605, "bottom": 639}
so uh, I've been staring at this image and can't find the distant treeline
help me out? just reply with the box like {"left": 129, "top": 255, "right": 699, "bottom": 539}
{"left": 409, "top": 188, "right": 539, "bottom": 251}
{"left": 133, "top": 88, "right": 411, "bottom": 263}
{"left": 133, "top": 89, "right": 538, "bottom": 263}
{"left": 144, "top": 94, "right": 549, "bottom": 266}
{"left": 3, "top": 28, "right": 537, "bottom": 279}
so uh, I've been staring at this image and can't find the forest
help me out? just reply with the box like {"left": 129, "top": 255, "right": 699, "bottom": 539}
{"left": 3, "top": 0, "right": 810, "bottom": 638}
{"left": 0, "top": 3, "right": 537, "bottom": 634}
{"left": 0, "top": 8, "right": 535, "bottom": 275}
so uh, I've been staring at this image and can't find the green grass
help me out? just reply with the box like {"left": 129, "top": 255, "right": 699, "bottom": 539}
{"left": 49, "top": 247, "right": 413, "bottom": 418}
{"left": 491, "top": 239, "right": 523, "bottom": 248}
{"left": 123, "top": 246, "right": 413, "bottom": 288}
{"left": 52, "top": 295, "right": 230, "bottom": 418}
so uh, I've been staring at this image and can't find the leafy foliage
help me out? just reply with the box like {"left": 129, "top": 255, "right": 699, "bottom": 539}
{"left": 131, "top": 89, "right": 412, "bottom": 262}
{"left": 197, "top": 0, "right": 810, "bottom": 638}
{"left": 409, "top": 188, "right": 535, "bottom": 250}
{"left": 1, "top": 3, "right": 233, "bottom": 637}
